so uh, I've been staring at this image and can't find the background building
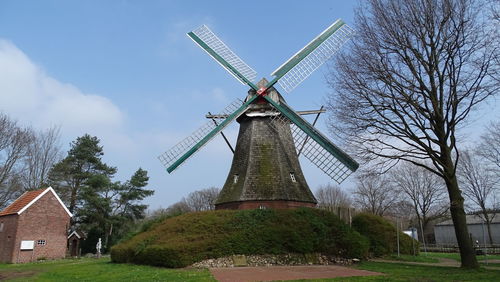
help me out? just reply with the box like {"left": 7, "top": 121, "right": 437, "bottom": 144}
{"left": 434, "top": 214, "right": 499, "bottom": 245}
{"left": 0, "top": 187, "right": 72, "bottom": 263}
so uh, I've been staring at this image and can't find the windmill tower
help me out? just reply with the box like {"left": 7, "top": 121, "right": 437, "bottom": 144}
{"left": 159, "top": 20, "right": 359, "bottom": 210}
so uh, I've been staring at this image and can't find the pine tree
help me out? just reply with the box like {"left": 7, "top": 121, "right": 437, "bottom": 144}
{"left": 48, "top": 134, "right": 116, "bottom": 219}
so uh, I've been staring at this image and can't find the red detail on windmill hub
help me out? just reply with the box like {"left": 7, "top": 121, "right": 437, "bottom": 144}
{"left": 257, "top": 87, "right": 267, "bottom": 96}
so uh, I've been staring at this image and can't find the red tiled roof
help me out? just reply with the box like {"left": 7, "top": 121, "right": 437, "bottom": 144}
{"left": 0, "top": 188, "right": 47, "bottom": 216}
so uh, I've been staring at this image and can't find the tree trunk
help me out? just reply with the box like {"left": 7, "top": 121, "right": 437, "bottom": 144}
{"left": 415, "top": 213, "right": 424, "bottom": 242}
{"left": 486, "top": 221, "right": 494, "bottom": 245}
{"left": 104, "top": 229, "right": 109, "bottom": 253}
{"left": 443, "top": 162, "right": 479, "bottom": 268}
{"left": 484, "top": 213, "right": 494, "bottom": 244}
{"left": 69, "top": 185, "right": 78, "bottom": 214}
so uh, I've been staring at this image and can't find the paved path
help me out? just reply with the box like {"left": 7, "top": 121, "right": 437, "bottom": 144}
{"left": 372, "top": 257, "right": 459, "bottom": 267}
{"left": 372, "top": 258, "right": 500, "bottom": 270}
{"left": 209, "top": 265, "right": 383, "bottom": 282}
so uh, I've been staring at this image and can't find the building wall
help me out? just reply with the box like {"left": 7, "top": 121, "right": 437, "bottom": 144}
{"left": 0, "top": 214, "right": 19, "bottom": 263}
{"left": 435, "top": 223, "right": 500, "bottom": 245}
{"left": 12, "top": 192, "right": 70, "bottom": 263}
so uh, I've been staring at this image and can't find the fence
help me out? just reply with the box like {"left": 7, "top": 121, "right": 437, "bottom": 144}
{"left": 422, "top": 244, "right": 500, "bottom": 254}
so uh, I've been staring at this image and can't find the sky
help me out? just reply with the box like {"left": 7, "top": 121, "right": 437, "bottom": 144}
{"left": 0, "top": 1, "right": 498, "bottom": 210}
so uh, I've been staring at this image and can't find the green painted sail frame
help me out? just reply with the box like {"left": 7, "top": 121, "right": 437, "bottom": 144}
{"left": 166, "top": 19, "right": 357, "bottom": 174}
{"left": 188, "top": 19, "right": 347, "bottom": 94}
{"left": 268, "top": 19, "right": 346, "bottom": 87}
{"left": 187, "top": 31, "right": 259, "bottom": 91}
{"left": 264, "top": 95, "right": 359, "bottom": 172}
{"left": 166, "top": 95, "right": 258, "bottom": 173}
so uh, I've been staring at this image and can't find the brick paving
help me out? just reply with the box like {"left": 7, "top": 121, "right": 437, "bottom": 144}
{"left": 209, "top": 265, "right": 383, "bottom": 282}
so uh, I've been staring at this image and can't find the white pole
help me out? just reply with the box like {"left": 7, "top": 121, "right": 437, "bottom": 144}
{"left": 397, "top": 217, "right": 400, "bottom": 257}
{"left": 482, "top": 220, "right": 488, "bottom": 265}
{"left": 411, "top": 228, "right": 416, "bottom": 256}
{"left": 419, "top": 218, "right": 427, "bottom": 255}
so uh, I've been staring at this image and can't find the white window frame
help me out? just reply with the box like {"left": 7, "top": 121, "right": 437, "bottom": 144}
{"left": 37, "top": 239, "right": 46, "bottom": 246}
{"left": 290, "top": 172, "right": 296, "bottom": 182}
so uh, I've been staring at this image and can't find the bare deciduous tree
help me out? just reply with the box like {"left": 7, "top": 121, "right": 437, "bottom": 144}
{"left": 352, "top": 172, "right": 397, "bottom": 216}
{"left": 327, "top": 0, "right": 499, "bottom": 267}
{"left": 477, "top": 121, "right": 500, "bottom": 171}
{"left": 0, "top": 113, "right": 32, "bottom": 209}
{"left": 458, "top": 149, "right": 499, "bottom": 244}
{"left": 389, "top": 200, "right": 416, "bottom": 227}
{"left": 0, "top": 113, "right": 62, "bottom": 209}
{"left": 22, "top": 126, "right": 62, "bottom": 191}
{"left": 165, "top": 201, "right": 192, "bottom": 216}
{"left": 390, "top": 162, "right": 448, "bottom": 242}
{"left": 184, "top": 187, "right": 220, "bottom": 212}
{"left": 160, "top": 187, "right": 221, "bottom": 216}
{"left": 315, "top": 184, "right": 352, "bottom": 212}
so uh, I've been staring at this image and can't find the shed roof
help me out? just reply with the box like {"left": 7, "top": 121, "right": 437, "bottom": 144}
{"left": 436, "top": 213, "right": 500, "bottom": 226}
{"left": 68, "top": 230, "right": 86, "bottom": 239}
{"left": 0, "top": 187, "right": 72, "bottom": 217}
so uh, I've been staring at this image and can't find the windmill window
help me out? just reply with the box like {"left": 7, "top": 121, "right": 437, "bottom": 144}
{"left": 290, "top": 172, "right": 296, "bottom": 182}
{"left": 233, "top": 174, "right": 239, "bottom": 184}
{"left": 0, "top": 222, "right": 3, "bottom": 232}
{"left": 37, "top": 240, "right": 46, "bottom": 246}
{"left": 259, "top": 205, "right": 267, "bottom": 210}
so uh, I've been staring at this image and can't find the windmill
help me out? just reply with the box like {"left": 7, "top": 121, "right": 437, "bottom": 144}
{"left": 159, "top": 19, "right": 359, "bottom": 209}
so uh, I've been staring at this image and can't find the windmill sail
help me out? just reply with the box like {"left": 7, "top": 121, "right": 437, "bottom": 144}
{"left": 265, "top": 96, "right": 358, "bottom": 183}
{"left": 159, "top": 96, "right": 258, "bottom": 173}
{"left": 163, "top": 20, "right": 359, "bottom": 186}
{"left": 269, "top": 19, "right": 354, "bottom": 93}
{"left": 188, "top": 25, "right": 258, "bottom": 89}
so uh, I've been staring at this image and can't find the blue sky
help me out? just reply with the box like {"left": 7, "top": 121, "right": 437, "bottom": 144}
{"left": 1, "top": 1, "right": 498, "bottom": 210}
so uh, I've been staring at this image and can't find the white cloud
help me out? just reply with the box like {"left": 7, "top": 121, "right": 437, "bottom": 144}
{"left": 0, "top": 39, "right": 124, "bottom": 134}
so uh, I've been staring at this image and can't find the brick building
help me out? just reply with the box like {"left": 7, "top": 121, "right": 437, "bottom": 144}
{"left": 0, "top": 187, "right": 72, "bottom": 263}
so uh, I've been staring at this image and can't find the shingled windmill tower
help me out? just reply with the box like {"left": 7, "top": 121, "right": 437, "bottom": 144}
{"left": 159, "top": 20, "right": 359, "bottom": 210}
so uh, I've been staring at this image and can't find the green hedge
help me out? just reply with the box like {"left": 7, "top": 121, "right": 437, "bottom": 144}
{"left": 352, "top": 213, "right": 419, "bottom": 257}
{"left": 111, "top": 208, "right": 369, "bottom": 268}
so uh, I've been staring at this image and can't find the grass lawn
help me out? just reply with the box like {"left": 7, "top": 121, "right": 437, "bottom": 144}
{"left": 292, "top": 261, "right": 500, "bottom": 281}
{"left": 0, "top": 258, "right": 215, "bottom": 281}
{"left": 382, "top": 252, "right": 500, "bottom": 265}
{"left": 423, "top": 252, "right": 500, "bottom": 261}
{"left": 383, "top": 254, "right": 439, "bottom": 263}
{"left": 1, "top": 257, "right": 499, "bottom": 281}
{"left": 348, "top": 261, "right": 500, "bottom": 281}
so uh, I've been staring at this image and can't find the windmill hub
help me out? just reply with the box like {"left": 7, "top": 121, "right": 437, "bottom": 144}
{"left": 257, "top": 87, "right": 267, "bottom": 96}
{"left": 243, "top": 78, "right": 280, "bottom": 116}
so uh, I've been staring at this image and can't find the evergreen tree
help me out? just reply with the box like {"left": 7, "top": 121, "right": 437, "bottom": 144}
{"left": 48, "top": 134, "right": 116, "bottom": 219}
{"left": 49, "top": 135, "right": 154, "bottom": 252}
{"left": 79, "top": 168, "right": 154, "bottom": 251}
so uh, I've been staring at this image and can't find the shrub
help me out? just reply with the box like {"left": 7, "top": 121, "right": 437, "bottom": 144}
{"left": 111, "top": 208, "right": 369, "bottom": 267}
{"left": 352, "top": 213, "right": 418, "bottom": 257}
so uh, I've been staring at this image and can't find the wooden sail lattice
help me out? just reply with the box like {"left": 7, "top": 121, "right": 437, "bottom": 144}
{"left": 158, "top": 98, "right": 243, "bottom": 170}
{"left": 270, "top": 107, "right": 353, "bottom": 183}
